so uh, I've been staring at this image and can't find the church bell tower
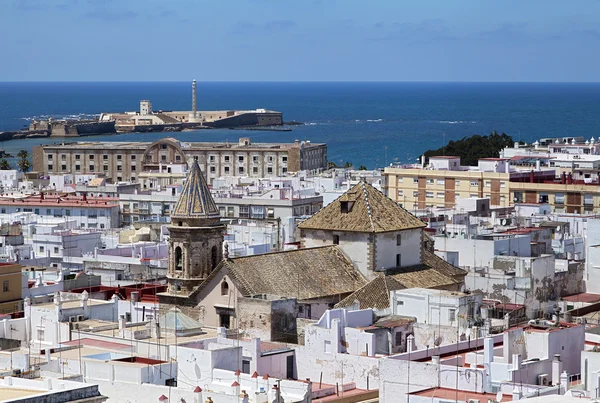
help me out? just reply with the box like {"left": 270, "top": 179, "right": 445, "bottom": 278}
{"left": 167, "top": 160, "right": 224, "bottom": 294}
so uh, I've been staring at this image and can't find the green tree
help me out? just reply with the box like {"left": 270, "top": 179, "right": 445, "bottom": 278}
{"left": 423, "top": 131, "right": 514, "bottom": 166}
{"left": 358, "top": 165, "right": 368, "bottom": 171}
{"left": 343, "top": 161, "right": 353, "bottom": 168}
{"left": 17, "top": 149, "right": 30, "bottom": 173}
{"left": 0, "top": 160, "right": 11, "bottom": 170}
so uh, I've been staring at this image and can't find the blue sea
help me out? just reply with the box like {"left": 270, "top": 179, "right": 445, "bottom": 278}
{"left": 1, "top": 82, "right": 599, "bottom": 168}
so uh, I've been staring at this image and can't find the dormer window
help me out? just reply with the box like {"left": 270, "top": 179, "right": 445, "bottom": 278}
{"left": 340, "top": 201, "right": 355, "bottom": 214}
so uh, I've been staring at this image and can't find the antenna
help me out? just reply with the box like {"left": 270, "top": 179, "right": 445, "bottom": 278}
{"left": 192, "top": 79, "right": 197, "bottom": 119}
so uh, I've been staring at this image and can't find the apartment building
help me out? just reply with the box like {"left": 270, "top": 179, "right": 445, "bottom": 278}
{"left": 385, "top": 156, "right": 600, "bottom": 214}
{"left": 33, "top": 137, "right": 328, "bottom": 185}
{"left": 0, "top": 263, "right": 22, "bottom": 314}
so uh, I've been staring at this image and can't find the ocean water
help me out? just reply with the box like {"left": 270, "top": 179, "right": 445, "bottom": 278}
{"left": 1, "top": 82, "right": 600, "bottom": 168}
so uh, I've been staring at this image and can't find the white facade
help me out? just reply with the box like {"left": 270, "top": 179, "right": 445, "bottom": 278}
{"left": 0, "top": 170, "right": 24, "bottom": 189}
{"left": 302, "top": 228, "right": 422, "bottom": 280}
{"left": 390, "top": 288, "right": 483, "bottom": 329}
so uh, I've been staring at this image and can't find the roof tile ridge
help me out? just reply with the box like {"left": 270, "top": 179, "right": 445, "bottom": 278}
{"left": 361, "top": 181, "right": 375, "bottom": 232}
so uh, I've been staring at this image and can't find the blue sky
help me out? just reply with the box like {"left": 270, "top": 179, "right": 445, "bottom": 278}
{"left": 2, "top": 0, "right": 600, "bottom": 81}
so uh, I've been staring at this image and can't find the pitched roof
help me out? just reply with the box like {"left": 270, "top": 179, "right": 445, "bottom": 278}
{"left": 335, "top": 274, "right": 406, "bottom": 310}
{"left": 171, "top": 160, "right": 220, "bottom": 220}
{"left": 298, "top": 181, "right": 425, "bottom": 233}
{"left": 336, "top": 250, "right": 466, "bottom": 311}
{"left": 158, "top": 307, "right": 203, "bottom": 331}
{"left": 223, "top": 246, "right": 367, "bottom": 300}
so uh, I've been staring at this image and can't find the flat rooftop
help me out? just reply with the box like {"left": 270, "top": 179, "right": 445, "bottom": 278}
{"left": 40, "top": 138, "right": 325, "bottom": 151}
{"left": 0, "top": 387, "right": 48, "bottom": 400}
{"left": 410, "top": 387, "right": 512, "bottom": 401}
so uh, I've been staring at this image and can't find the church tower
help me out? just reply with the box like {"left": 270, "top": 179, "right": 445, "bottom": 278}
{"left": 167, "top": 160, "right": 224, "bottom": 294}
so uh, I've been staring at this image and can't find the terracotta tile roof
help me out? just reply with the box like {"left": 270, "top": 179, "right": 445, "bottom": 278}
{"left": 335, "top": 275, "right": 406, "bottom": 310}
{"left": 224, "top": 246, "right": 367, "bottom": 300}
{"left": 422, "top": 249, "right": 467, "bottom": 280}
{"left": 171, "top": 160, "right": 220, "bottom": 220}
{"left": 298, "top": 181, "right": 426, "bottom": 233}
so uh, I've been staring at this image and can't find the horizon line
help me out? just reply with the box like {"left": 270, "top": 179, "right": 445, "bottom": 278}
{"left": 1, "top": 80, "right": 600, "bottom": 84}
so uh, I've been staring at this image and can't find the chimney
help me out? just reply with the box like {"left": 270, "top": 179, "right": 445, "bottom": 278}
{"left": 131, "top": 291, "right": 140, "bottom": 303}
{"left": 561, "top": 172, "right": 566, "bottom": 184}
{"left": 552, "top": 354, "right": 563, "bottom": 386}
{"left": 536, "top": 159, "right": 541, "bottom": 171}
{"left": 119, "top": 315, "right": 126, "bottom": 331}
{"left": 193, "top": 387, "right": 203, "bottom": 403}
{"left": 529, "top": 171, "right": 534, "bottom": 183}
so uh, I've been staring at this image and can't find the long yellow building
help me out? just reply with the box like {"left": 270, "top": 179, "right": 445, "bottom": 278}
{"left": 384, "top": 156, "right": 600, "bottom": 214}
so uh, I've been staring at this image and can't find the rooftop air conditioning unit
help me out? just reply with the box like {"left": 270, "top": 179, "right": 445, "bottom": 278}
{"left": 77, "top": 315, "right": 85, "bottom": 321}
{"left": 538, "top": 374, "right": 549, "bottom": 386}
{"left": 468, "top": 399, "right": 480, "bottom": 403}
{"left": 69, "top": 316, "right": 78, "bottom": 323}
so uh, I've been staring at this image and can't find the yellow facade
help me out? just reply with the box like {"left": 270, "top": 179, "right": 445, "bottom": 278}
{"left": 384, "top": 167, "right": 600, "bottom": 214}
{"left": 0, "top": 263, "right": 23, "bottom": 314}
{"left": 384, "top": 167, "right": 511, "bottom": 210}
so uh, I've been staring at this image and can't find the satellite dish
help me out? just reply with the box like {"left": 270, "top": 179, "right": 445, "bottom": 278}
{"left": 434, "top": 337, "right": 442, "bottom": 347}
{"left": 501, "top": 219, "right": 507, "bottom": 225}
{"left": 496, "top": 391, "right": 503, "bottom": 402}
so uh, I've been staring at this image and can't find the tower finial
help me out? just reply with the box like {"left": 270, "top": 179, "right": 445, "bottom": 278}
{"left": 223, "top": 241, "right": 229, "bottom": 259}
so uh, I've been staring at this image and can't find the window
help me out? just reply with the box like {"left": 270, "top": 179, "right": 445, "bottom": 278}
{"left": 117, "top": 165, "right": 122, "bottom": 171}
{"left": 227, "top": 207, "right": 234, "bottom": 217}
{"left": 61, "top": 165, "right": 67, "bottom": 171}
{"left": 131, "top": 165, "right": 136, "bottom": 171}
{"left": 267, "top": 208, "right": 275, "bottom": 218}
{"left": 117, "top": 155, "right": 122, "bottom": 160}
{"left": 221, "top": 281, "right": 229, "bottom": 295}
{"left": 253, "top": 156, "right": 258, "bottom": 162}
{"left": 500, "top": 181, "right": 506, "bottom": 188}
{"left": 61, "top": 154, "right": 66, "bottom": 161}
{"left": 175, "top": 155, "right": 181, "bottom": 161}
{"left": 585, "top": 194, "right": 594, "bottom": 206}
{"left": 39, "top": 246, "right": 44, "bottom": 253}
{"left": 89, "top": 155, "right": 94, "bottom": 160}
{"left": 448, "top": 309, "right": 456, "bottom": 322}
{"left": 175, "top": 247, "right": 183, "bottom": 271}
{"left": 75, "top": 154, "right": 80, "bottom": 160}
{"left": 395, "top": 332, "right": 403, "bottom": 346}
{"left": 397, "top": 189, "right": 403, "bottom": 197}
{"left": 396, "top": 234, "right": 402, "bottom": 246}
{"left": 103, "top": 155, "right": 108, "bottom": 160}
{"left": 103, "top": 165, "right": 108, "bottom": 171}
{"left": 54, "top": 247, "right": 59, "bottom": 254}
{"left": 455, "top": 180, "right": 461, "bottom": 186}
{"left": 224, "top": 166, "right": 230, "bottom": 174}
{"left": 89, "top": 165, "right": 94, "bottom": 171}
{"left": 48, "top": 155, "right": 53, "bottom": 160}
{"left": 239, "top": 205, "right": 249, "bottom": 218}
{"left": 267, "top": 167, "right": 273, "bottom": 174}
{"left": 224, "top": 156, "right": 230, "bottom": 162}
{"left": 397, "top": 177, "right": 403, "bottom": 183}
{"left": 437, "top": 192, "right": 445, "bottom": 198}
{"left": 2, "top": 280, "right": 8, "bottom": 292}
{"left": 437, "top": 179, "right": 445, "bottom": 185}
{"left": 238, "top": 167, "right": 244, "bottom": 174}
{"left": 131, "top": 155, "right": 136, "bottom": 160}
{"left": 413, "top": 191, "right": 419, "bottom": 197}
{"left": 413, "top": 178, "right": 419, "bottom": 183}
{"left": 46, "top": 209, "right": 51, "bottom": 215}
{"left": 426, "top": 191, "right": 434, "bottom": 198}
{"left": 210, "top": 166, "right": 216, "bottom": 173}
{"left": 48, "top": 165, "right": 53, "bottom": 171}
{"left": 238, "top": 156, "right": 244, "bottom": 162}
{"left": 282, "top": 156, "right": 287, "bottom": 163}
{"left": 210, "top": 155, "right": 215, "bottom": 162}
{"left": 555, "top": 193, "right": 565, "bottom": 204}
{"left": 65, "top": 209, "right": 71, "bottom": 216}
{"left": 333, "top": 235, "right": 340, "bottom": 245}
{"left": 470, "top": 180, "right": 478, "bottom": 186}
{"left": 161, "top": 155, "right": 167, "bottom": 162}
{"left": 324, "top": 340, "right": 332, "bottom": 353}
{"left": 485, "top": 181, "right": 491, "bottom": 187}
{"left": 268, "top": 156, "right": 273, "bottom": 162}
{"left": 75, "top": 165, "right": 80, "bottom": 172}
{"left": 396, "top": 254, "right": 401, "bottom": 267}
{"left": 426, "top": 179, "right": 434, "bottom": 184}
{"left": 253, "top": 167, "right": 258, "bottom": 174}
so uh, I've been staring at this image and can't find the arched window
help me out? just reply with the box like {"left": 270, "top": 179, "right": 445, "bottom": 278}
{"left": 221, "top": 280, "right": 229, "bottom": 296}
{"left": 175, "top": 246, "right": 183, "bottom": 271}
{"left": 211, "top": 246, "right": 218, "bottom": 270}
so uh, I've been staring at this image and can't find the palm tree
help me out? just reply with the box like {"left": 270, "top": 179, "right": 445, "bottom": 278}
{"left": 0, "top": 160, "right": 11, "bottom": 170}
{"left": 17, "top": 149, "right": 30, "bottom": 173}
